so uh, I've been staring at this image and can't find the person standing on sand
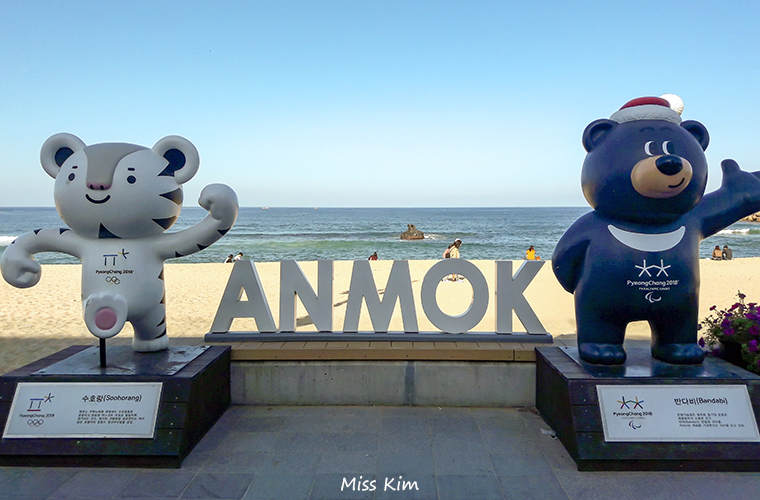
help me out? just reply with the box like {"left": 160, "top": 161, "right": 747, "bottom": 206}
{"left": 443, "top": 239, "right": 462, "bottom": 281}
{"left": 443, "top": 238, "right": 461, "bottom": 259}
{"left": 450, "top": 239, "right": 461, "bottom": 259}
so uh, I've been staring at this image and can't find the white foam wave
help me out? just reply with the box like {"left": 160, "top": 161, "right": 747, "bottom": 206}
{"left": 717, "top": 228, "right": 751, "bottom": 236}
{"left": 0, "top": 235, "right": 17, "bottom": 247}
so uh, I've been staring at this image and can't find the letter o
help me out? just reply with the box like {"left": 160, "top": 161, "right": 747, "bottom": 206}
{"left": 420, "top": 260, "right": 489, "bottom": 333}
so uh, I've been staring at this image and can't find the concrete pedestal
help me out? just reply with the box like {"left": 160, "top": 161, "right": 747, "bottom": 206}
{"left": 536, "top": 346, "right": 760, "bottom": 471}
{"left": 0, "top": 345, "right": 230, "bottom": 468}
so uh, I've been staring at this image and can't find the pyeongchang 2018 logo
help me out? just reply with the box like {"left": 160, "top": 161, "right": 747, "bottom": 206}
{"left": 613, "top": 395, "right": 653, "bottom": 425}
{"left": 618, "top": 396, "right": 644, "bottom": 410}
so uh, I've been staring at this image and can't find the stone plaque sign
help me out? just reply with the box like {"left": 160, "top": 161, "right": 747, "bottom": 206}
{"left": 597, "top": 384, "right": 760, "bottom": 442}
{"left": 3, "top": 382, "right": 162, "bottom": 439}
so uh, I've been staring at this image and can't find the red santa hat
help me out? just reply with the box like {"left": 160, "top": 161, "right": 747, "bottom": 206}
{"left": 610, "top": 95, "right": 683, "bottom": 124}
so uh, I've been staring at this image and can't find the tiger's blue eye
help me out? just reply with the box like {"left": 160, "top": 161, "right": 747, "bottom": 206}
{"left": 127, "top": 175, "right": 136, "bottom": 184}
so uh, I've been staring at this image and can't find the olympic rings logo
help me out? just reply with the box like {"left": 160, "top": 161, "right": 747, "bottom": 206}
{"left": 27, "top": 419, "right": 44, "bottom": 427}
{"left": 105, "top": 276, "right": 121, "bottom": 285}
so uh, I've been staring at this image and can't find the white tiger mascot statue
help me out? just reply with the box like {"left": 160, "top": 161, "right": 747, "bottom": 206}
{"left": 0, "top": 133, "right": 238, "bottom": 352}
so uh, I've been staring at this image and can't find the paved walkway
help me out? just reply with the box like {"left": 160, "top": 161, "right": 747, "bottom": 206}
{"left": 1, "top": 404, "right": 760, "bottom": 500}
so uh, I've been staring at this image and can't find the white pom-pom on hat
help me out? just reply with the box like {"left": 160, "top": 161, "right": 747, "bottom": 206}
{"left": 660, "top": 94, "right": 684, "bottom": 115}
{"left": 610, "top": 96, "right": 683, "bottom": 124}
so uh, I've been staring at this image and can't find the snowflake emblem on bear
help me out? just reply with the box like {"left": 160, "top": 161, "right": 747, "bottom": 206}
{"left": 0, "top": 133, "right": 238, "bottom": 352}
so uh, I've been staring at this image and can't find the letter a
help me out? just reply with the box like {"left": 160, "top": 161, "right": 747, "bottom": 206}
{"left": 210, "top": 260, "right": 276, "bottom": 333}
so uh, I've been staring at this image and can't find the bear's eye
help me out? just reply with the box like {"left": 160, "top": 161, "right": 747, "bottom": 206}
{"left": 644, "top": 141, "right": 655, "bottom": 156}
{"left": 67, "top": 173, "right": 75, "bottom": 182}
{"left": 663, "top": 141, "right": 675, "bottom": 155}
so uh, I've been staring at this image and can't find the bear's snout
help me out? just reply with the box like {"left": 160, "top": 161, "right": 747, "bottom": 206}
{"left": 631, "top": 155, "right": 693, "bottom": 199}
{"left": 655, "top": 155, "right": 683, "bottom": 176}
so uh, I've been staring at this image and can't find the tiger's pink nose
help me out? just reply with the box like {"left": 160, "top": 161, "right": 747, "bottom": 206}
{"left": 87, "top": 182, "right": 112, "bottom": 190}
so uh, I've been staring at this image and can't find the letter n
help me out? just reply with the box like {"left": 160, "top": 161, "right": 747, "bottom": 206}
{"left": 343, "top": 260, "right": 419, "bottom": 333}
{"left": 279, "top": 260, "right": 333, "bottom": 332}
{"left": 495, "top": 260, "right": 546, "bottom": 334}
{"left": 210, "top": 260, "right": 276, "bottom": 333}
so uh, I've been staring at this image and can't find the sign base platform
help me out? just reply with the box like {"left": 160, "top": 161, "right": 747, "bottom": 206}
{"left": 536, "top": 346, "right": 760, "bottom": 471}
{"left": 0, "top": 345, "right": 230, "bottom": 468}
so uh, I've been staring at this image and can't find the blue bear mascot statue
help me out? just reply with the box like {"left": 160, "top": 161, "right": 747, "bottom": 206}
{"left": 553, "top": 95, "right": 760, "bottom": 365}
{"left": 0, "top": 133, "right": 238, "bottom": 352}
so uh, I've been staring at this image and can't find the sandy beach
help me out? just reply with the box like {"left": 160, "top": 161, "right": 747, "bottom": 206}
{"left": 1, "top": 258, "right": 758, "bottom": 374}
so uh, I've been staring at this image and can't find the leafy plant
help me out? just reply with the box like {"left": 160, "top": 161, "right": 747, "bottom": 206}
{"left": 699, "top": 291, "right": 760, "bottom": 374}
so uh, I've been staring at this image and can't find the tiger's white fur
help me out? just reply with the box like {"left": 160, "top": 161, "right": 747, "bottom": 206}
{"left": 0, "top": 133, "right": 238, "bottom": 351}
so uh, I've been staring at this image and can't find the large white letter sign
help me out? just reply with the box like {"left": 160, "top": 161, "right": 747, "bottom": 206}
{"left": 210, "top": 260, "right": 276, "bottom": 333}
{"left": 420, "top": 259, "right": 489, "bottom": 333}
{"left": 279, "top": 260, "right": 333, "bottom": 332}
{"left": 207, "top": 258, "right": 553, "bottom": 342}
{"left": 495, "top": 260, "right": 547, "bottom": 334}
{"left": 343, "top": 260, "right": 419, "bottom": 333}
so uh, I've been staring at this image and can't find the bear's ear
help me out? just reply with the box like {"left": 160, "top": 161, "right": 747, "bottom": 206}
{"left": 582, "top": 119, "right": 616, "bottom": 153}
{"left": 40, "top": 133, "right": 86, "bottom": 179}
{"left": 152, "top": 135, "right": 200, "bottom": 184}
{"left": 681, "top": 120, "right": 710, "bottom": 151}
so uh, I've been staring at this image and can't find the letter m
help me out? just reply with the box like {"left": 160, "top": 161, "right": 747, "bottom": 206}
{"left": 402, "top": 480, "right": 419, "bottom": 491}
{"left": 343, "top": 260, "right": 419, "bottom": 333}
{"left": 341, "top": 477, "right": 356, "bottom": 491}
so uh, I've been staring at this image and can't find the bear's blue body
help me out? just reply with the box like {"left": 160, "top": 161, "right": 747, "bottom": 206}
{"left": 553, "top": 100, "right": 760, "bottom": 365}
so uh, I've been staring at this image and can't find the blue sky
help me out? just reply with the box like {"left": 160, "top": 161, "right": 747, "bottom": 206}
{"left": 1, "top": 1, "right": 759, "bottom": 207}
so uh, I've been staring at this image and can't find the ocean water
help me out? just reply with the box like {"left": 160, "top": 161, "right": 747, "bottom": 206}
{"left": 1, "top": 206, "right": 759, "bottom": 264}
